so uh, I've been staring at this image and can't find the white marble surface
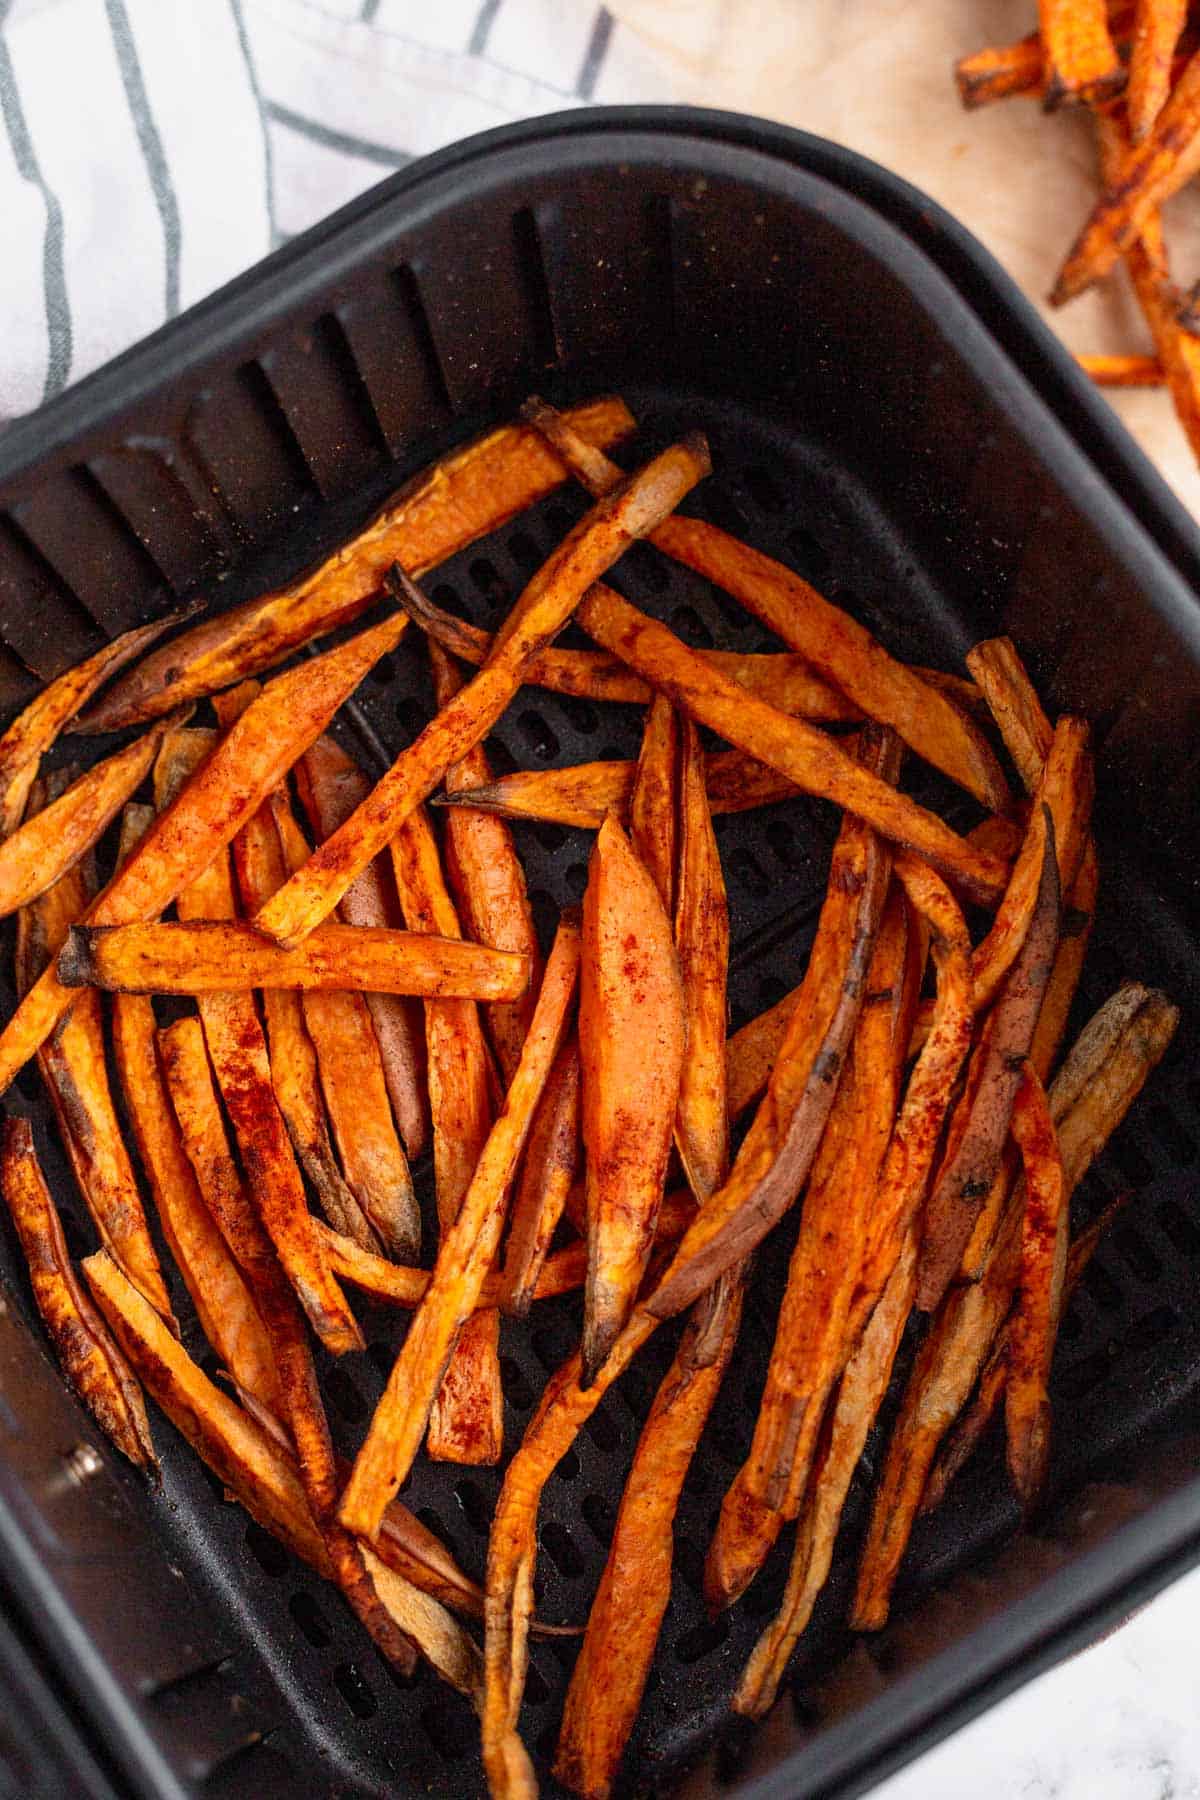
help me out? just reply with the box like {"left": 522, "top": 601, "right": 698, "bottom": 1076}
{"left": 872, "top": 1562, "right": 1200, "bottom": 1800}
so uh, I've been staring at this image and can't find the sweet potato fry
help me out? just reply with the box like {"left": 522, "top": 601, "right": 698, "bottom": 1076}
{"left": 0, "top": 608, "right": 190, "bottom": 834}
{"left": 83, "top": 1250, "right": 480, "bottom": 1695}
{"left": 271, "top": 794, "right": 419, "bottom": 1263}
{"left": 521, "top": 398, "right": 1011, "bottom": 812}
{"left": 1054, "top": 988, "right": 1179, "bottom": 1191}
{"left": 579, "top": 815, "right": 685, "bottom": 1383}
{"left": 920, "top": 1192, "right": 1133, "bottom": 1515}
{"left": 852, "top": 1195, "right": 1025, "bottom": 1632}
{"left": 428, "top": 640, "right": 540, "bottom": 1084}
{"left": 1039, "top": 0, "right": 1126, "bottom": 109}
{"left": 725, "top": 987, "right": 800, "bottom": 1121}
{"left": 398, "top": 579, "right": 861, "bottom": 718}
{"left": 955, "top": 32, "right": 1045, "bottom": 108}
{"left": 157, "top": 1017, "right": 418, "bottom": 1674}
{"left": 1077, "top": 351, "right": 1167, "bottom": 385}
{"left": 499, "top": 1037, "right": 581, "bottom": 1317}
{"left": 296, "top": 735, "right": 428, "bottom": 1160}
{"left": 573, "top": 584, "right": 1010, "bottom": 907}
{"left": 154, "top": 730, "right": 363, "bottom": 1358}
{"left": 1130, "top": 0, "right": 1185, "bottom": 136}
{"left": 705, "top": 892, "right": 910, "bottom": 1614}
{"left": 0, "top": 727, "right": 166, "bottom": 919}
{"left": 230, "top": 798, "right": 377, "bottom": 1252}
{"left": 733, "top": 1234, "right": 919, "bottom": 1718}
{"left": 0, "top": 610, "right": 409, "bottom": 1102}
{"left": 111, "top": 816, "right": 282, "bottom": 1415}
{"left": 16, "top": 831, "right": 174, "bottom": 1324}
{"left": 1005, "top": 1065, "right": 1067, "bottom": 1504}
{"left": 644, "top": 733, "right": 897, "bottom": 1326}
{"left": 483, "top": 1311, "right": 658, "bottom": 1800}
{"left": 389, "top": 801, "right": 500, "bottom": 1461}
{"left": 434, "top": 745, "right": 801, "bottom": 831}
{"left": 340, "top": 915, "right": 582, "bottom": 1537}
{"left": 965, "top": 635, "right": 1054, "bottom": 795}
{"left": 1053, "top": 48, "right": 1200, "bottom": 299}
{"left": 674, "top": 718, "right": 731, "bottom": 1213}
{"left": 256, "top": 435, "right": 712, "bottom": 947}
{"left": 628, "top": 695, "right": 679, "bottom": 915}
{"left": 319, "top": 1216, "right": 589, "bottom": 1311}
{"left": 60, "top": 918, "right": 529, "bottom": 1002}
{"left": 75, "top": 399, "right": 634, "bottom": 734}
{"left": 917, "top": 815, "right": 1061, "bottom": 1311}
{"left": 1, "top": 1118, "right": 156, "bottom": 1471}
{"left": 554, "top": 1291, "right": 742, "bottom": 1800}
{"left": 1050, "top": 978, "right": 1152, "bottom": 1121}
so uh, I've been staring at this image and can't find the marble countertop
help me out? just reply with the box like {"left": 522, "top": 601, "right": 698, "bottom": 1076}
{"left": 873, "top": 1562, "right": 1200, "bottom": 1799}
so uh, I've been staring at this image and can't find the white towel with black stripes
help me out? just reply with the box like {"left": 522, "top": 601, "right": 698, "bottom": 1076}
{"left": 0, "top": 0, "right": 690, "bottom": 424}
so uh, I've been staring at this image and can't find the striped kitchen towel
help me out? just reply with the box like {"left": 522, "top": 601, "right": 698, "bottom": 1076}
{"left": 0, "top": 0, "right": 687, "bottom": 423}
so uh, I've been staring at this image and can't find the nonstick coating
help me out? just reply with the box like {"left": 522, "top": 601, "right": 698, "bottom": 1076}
{"left": 0, "top": 115, "right": 1196, "bottom": 1800}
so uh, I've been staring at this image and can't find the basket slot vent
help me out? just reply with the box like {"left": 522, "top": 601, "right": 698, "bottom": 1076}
{"left": 510, "top": 206, "right": 561, "bottom": 372}
{"left": 258, "top": 313, "right": 388, "bottom": 500}
{"left": 0, "top": 512, "right": 105, "bottom": 678}
{"left": 335, "top": 268, "right": 453, "bottom": 458}
{"left": 88, "top": 444, "right": 227, "bottom": 596}
{"left": 181, "top": 362, "right": 317, "bottom": 546}
{"left": 12, "top": 464, "right": 169, "bottom": 636}
{"left": 536, "top": 186, "right": 677, "bottom": 371}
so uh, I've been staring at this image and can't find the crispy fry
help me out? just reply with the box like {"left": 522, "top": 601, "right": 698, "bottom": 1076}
{"left": 61, "top": 918, "right": 529, "bottom": 1001}
{"left": 0, "top": 609, "right": 191, "bottom": 834}
{"left": 725, "top": 986, "right": 801, "bottom": 1121}
{"left": 429, "top": 640, "right": 540, "bottom": 1084}
{"left": 75, "top": 399, "right": 634, "bottom": 733}
{"left": 435, "top": 746, "right": 801, "bottom": 831}
{"left": 83, "top": 1250, "right": 480, "bottom": 1695}
{"left": 389, "top": 801, "right": 500, "bottom": 1462}
{"left": 580, "top": 815, "right": 685, "bottom": 1383}
{"left": 921, "top": 1191, "right": 1134, "bottom": 1514}
{"left": 499, "top": 1037, "right": 581, "bottom": 1317}
{"left": 319, "top": 1216, "right": 588, "bottom": 1310}
{"left": 1050, "top": 978, "right": 1152, "bottom": 1120}
{"left": 111, "top": 817, "right": 282, "bottom": 1416}
{"left": 966, "top": 635, "right": 1054, "bottom": 795}
{"left": 955, "top": 32, "right": 1045, "bottom": 108}
{"left": 734, "top": 1234, "right": 919, "bottom": 1718}
{"left": 628, "top": 695, "right": 679, "bottom": 915}
{"left": 917, "top": 815, "right": 1061, "bottom": 1311}
{"left": 572, "top": 584, "right": 1009, "bottom": 907}
{"left": 674, "top": 718, "right": 731, "bottom": 1215}
{"left": 1055, "top": 989, "right": 1179, "bottom": 1190}
{"left": 401, "top": 580, "right": 861, "bottom": 718}
{"left": 271, "top": 793, "right": 419, "bottom": 1263}
{"left": 852, "top": 1196, "right": 1025, "bottom": 1631}
{"left": 483, "top": 1311, "right": 658, "bottom": 1800}
{"left": 0, "top": 727, "right": 166, "bottom": 919}
{"left": 157, "top": 1018, "right": 418, "bottom": 1674}
{"left": 256, "top": 436, "right": 712, "bottom": 946}
{"left": 1, "top": 1118, "right": 156, "bottom": 1470}
{"left": 155, "top": 729, "right": 363, "bottom": 1358}
{"left": 554, "top": 1292, "right": 742, "bottom": 1800}
{"left": 296, "top": 735, "right": 429, "bottom": 1160}
{"left": 1039, "top": 0, "right": 1126, "bottom": 109}
{"left": 1077, "top": 351, "right": 1167, "bottom": 385}
{"left": 340, "top": 916, "right": 581, "bottom": 1537}
{"left": 1005, "top": 1065, "right": 1067, "bottom": 1504}
{"left": 230, "top": 796, "right": 376, "bottom": 1252}
{"left": 16, "top": 831, "right": 174, "bottom": 1324}
{"left": 644, "top": 732, "right": 897, "bottom": 1325}
{"left": 521, "top": 398, "right": 1011, "bottom": 811}
{"left": 1053, "top": 49, "right": 1200, "bottom": 299}
{"left": 0, "top": 611, "right": 408, "bottom": 1102}
{"left": 1130, "top": 0, "right": 1186, "bottom": 136}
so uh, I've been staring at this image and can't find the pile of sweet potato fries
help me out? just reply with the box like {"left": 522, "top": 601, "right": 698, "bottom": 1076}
{"left": 956, "top": 2, "right": 1200, "bottom": 464}
{"left": 0, "top": 392, "right": 1178, "bottom": 1798}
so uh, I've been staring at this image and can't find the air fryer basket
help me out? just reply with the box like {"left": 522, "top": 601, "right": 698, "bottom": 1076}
{"left": 0, "top": 110, "right": 1197, "bottom": 1800}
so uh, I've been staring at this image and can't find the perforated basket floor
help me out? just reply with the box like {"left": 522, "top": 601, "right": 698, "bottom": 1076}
{"left": 0, "top": 111, "right": 1197, "bottom": 1800}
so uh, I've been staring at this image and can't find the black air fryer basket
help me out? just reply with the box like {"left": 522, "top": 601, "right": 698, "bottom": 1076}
{"left": 0, "top": 108, "right": 1197, "bottom": 1800}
